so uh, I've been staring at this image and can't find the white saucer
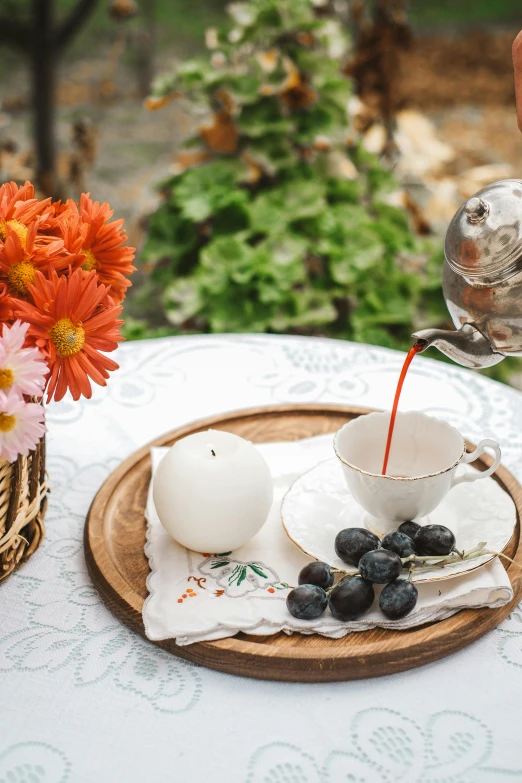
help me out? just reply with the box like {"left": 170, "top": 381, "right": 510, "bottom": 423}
{"left": 281, "top": 458, "right": 516, "bottom": 583}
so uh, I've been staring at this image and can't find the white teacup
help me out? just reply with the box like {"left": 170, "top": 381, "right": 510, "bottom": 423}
{"left": 333, "top": 411, "right": 501, "bottom": 528}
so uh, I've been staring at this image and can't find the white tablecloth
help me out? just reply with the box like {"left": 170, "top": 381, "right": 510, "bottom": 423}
{"left": 2, "top": 334, "right": 522, "bottom": 783}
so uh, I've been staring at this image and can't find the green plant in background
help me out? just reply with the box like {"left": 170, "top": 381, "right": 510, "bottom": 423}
{"left": 141, "top": 0, "right": 450, "bottom": 353}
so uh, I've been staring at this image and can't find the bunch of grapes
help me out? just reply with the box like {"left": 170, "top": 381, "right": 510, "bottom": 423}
{"left": 287, "top": 522, "right": 457, "bottom": 623}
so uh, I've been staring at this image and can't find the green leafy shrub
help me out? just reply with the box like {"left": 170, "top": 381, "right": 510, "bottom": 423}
{"left": 141, "top": 0, "right": 449, "bottom": 351}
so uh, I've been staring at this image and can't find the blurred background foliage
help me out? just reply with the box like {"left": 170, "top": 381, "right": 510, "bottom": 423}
{"left": 140, "top": 0, "right": 446, "bottom": 354}
{"left": 0, "top": 0, "right": 521, "bottom": 383}
{"left": 38, "top": 0, "right": 521, "bottom": 54}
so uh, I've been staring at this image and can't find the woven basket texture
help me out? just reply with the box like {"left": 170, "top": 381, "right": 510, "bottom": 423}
{"left": 0, "top": 437, "right": 47, "bottom": 582}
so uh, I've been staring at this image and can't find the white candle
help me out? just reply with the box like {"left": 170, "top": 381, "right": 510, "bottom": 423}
{"left": 153, "top": 429, "right": 273, "bottom": 552}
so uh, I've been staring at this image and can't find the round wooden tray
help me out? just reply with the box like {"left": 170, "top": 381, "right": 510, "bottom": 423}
{"left": 84, "top": 404, "right": 522, "bottom": 682}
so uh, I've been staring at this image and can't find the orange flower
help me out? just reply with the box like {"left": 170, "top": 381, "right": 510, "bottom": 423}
{"left": 37, "top": 199, "right": 79, "bottom": 238}
{"left": 51, "top": 200, "right": 73, "bottom": 217}
{"left": 54, "top": 207, "right": 90, "bottom": 268}
{"left": 0, "top": 223, "right": 68, "bottom": 296}
{"left": 71, "top": 194, "right": 136, "bottom": 304}
{"left": 0, "top": 181, "right": 54, "bottom": 247}
{"left": 14, "top": 267, "right": 123, "bottom": 403}
{"left": 0, "top": 282, "right": 13, "bottom": 323}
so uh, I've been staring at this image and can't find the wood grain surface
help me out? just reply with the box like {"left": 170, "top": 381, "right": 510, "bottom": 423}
{"left": 84, "top": 404, "right": 522, "bottom": 682}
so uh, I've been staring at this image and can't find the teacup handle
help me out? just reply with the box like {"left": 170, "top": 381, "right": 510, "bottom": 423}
{"left": 450, "top": 438, "right": 501, "bottom": 487}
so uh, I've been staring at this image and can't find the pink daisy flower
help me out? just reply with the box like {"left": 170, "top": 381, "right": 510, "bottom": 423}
{"left": 0, "top": 320, "right": 48, "bottom": 397}
{"left": 0, "top": 388, "right": 46, "bottom": 463}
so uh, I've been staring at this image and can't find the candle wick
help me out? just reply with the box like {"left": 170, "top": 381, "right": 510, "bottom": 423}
{"left": 211, "top": 449, "right": 216, "bottom": 457}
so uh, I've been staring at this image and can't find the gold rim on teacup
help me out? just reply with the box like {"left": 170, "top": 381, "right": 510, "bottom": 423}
{"left": 333, "top": 411, "right": 465, "bottom": 481}
{"left": 333, "top": 410, "right": 501, "bottom": 529}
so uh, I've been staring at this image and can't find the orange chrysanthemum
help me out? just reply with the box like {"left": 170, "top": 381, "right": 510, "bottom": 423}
{"left": 53, "top": 208, "right": 90, "bottom": 269}
{"left": 14, "top": 267, "right": 124, "bottom": 403}
{"left": 0, "top": 181, "right": 54, "bottom": 247}
{"left": 35, "top": 199, "right": 79, "bottom": 239}
{"left": 68, "top": 194, "right": 135, "bottom": 304}
{"left": 0, "top": 282, "right": 13, "bottom": 323}
{"left": 51, "top": 200, "right": 73, "bottom": 217}
{"left": 0, "top": 223, "right": 68, "bottom": 297}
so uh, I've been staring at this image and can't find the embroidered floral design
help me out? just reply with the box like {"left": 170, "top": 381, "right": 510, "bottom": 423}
{"left": 188, "top": 575, "right": 207, "bottom": 589}
{"left": 177, "top": 587, "right": 197, "bottom": 604}
{"left": 268, "top": 583, "right": 291, "bottom": 593}
{"left": 198, "top": 554, "right": 285, "bottom": 597}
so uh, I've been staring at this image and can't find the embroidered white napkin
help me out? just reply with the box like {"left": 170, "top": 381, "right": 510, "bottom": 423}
{"left": 143, "top": 435, "right": 513, "bottom": 646}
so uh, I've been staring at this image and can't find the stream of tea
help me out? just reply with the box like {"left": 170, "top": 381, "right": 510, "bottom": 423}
{"left": 381, "top": 343, "right": 424, "bottom": 475}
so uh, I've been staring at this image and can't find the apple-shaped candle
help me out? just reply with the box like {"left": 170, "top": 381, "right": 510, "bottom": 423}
{"left": 152, "top": 429, "right": 273, "bottom": 552}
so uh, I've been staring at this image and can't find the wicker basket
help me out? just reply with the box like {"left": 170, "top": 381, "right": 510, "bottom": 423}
{"left": 0, "top": 438, "right": 48, "bottom": 582}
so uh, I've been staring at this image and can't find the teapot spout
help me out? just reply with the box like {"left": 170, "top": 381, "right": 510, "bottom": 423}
{"left": 412, "top": 324, "right": 504, "bottom": 369}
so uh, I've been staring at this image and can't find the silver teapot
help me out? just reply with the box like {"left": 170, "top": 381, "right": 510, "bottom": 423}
{"left": 413, "top": 179, "right": 522, "bottom": 368}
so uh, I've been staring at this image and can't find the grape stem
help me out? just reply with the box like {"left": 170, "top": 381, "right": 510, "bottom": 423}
{"left": 332, "top": 541, "right": 494, "bottom": 581}
{"left": 400, "top": 542, "right": 489, "bottom": 567}
{"left": 483, "top": 550, "right": 522, "bottom": 569}
{"left": 330, "top": 540, "right": 522, "bottom": 583}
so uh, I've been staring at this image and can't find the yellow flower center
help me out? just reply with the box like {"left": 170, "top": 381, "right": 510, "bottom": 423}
{"left": 0, "top": 413, "right": 16, "bottom": 432}
{"left": 0, "top": 368, "right": 14, "bottom": 389}
{"left": 0, "top": 219, "right": 28, "bottom": 247}
{"left": 49, "top": 318, "right": 85, "bottom": 357}
{"left": 82, "top": 248, "right": 97, "bottom": 271}
{"left": 7, "top": 262, "right": 36, "bottom": 294}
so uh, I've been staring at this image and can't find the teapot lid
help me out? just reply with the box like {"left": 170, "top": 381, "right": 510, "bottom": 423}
{"left": 445, "top": 179, "right": 522, "bottom": 285}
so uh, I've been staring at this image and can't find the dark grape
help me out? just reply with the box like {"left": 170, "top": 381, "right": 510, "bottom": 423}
{"left": 286, "top": 584, "right": 328, "bottom": 620}
{"left": 328, "top": 576, "right": 374, "bottom": 621}
{"left": 358, "top": 549, "right": 403, "bottom": 584}
{"left": 381, "top": 531, "right": 416, "bottom": 559}
{"left": 414, "top": 524, "right": 455, "bottom": 556}
{"left": 398, "top": 520, "right": 421, "bottom": 540}
{"left": 379, "top": 579, "right": 418, "bottom": 619}
{"left": 335, "top": 527, "right": 380, "bottom": 566}
{"left": 298, "top": 561, "right": 334, "bottom": 590}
